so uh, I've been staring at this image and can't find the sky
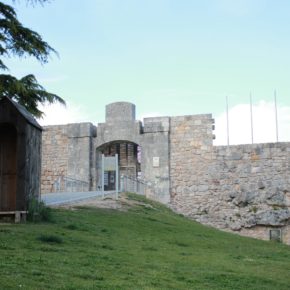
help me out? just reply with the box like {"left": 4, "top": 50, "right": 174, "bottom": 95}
{"left": 4, "top": 0, "right": 290, "bottom": 145}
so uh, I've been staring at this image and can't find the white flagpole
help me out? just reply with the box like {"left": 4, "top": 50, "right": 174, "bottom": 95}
{"left": 226, "top": 96, "right": 230, "bottom": 146}
{"left": 274, "top": 90, "right": 279, "bottom": 142}
{"left": 250, "top": 92, "right": 254, "bottom": 144}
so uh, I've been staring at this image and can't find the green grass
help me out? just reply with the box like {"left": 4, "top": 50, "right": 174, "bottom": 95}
{"left": 0, "top": 193, "right": 290, "bottom": 290}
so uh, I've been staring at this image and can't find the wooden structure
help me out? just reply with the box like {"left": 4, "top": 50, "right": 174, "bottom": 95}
{"left": 0, "top": 97, "right": 42, "bottom": 221}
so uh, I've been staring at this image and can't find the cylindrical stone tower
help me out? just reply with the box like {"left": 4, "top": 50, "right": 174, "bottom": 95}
{"left": 105, "top": 102, "right": 136, "bottom": 124}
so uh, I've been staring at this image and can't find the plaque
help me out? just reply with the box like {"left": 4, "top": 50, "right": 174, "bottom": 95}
{"left": 153, "top": 157, "right": 160, "bottom": 168}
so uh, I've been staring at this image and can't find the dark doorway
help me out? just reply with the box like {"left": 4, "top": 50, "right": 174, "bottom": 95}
{"left": 0, "top": 124, "right": 17, "bottom": 211}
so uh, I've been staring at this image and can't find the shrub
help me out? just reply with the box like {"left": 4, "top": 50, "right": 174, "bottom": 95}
{"left": 27, "top": 197, "right": 52, "bottom": 222}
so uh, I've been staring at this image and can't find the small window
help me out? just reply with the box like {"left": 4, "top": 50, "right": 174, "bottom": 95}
{"left": 269, "top": 229, "right": 282, "bottom": 242}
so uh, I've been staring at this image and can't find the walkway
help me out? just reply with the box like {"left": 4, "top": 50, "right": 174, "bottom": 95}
{"left": 41, "top": 191, "right": 116, "bottom": 206}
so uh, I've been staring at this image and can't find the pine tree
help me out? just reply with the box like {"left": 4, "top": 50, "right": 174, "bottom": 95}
{"left": 0, "top": 0, "right": 65, "bottom": 118}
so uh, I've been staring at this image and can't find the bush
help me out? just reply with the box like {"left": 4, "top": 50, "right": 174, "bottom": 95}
{"left": 27, "top": 197, "right": 52, "bottom": 222}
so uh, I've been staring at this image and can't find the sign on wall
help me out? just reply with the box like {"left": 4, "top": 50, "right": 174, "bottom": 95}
{"left": 102, "top": 154, "right": 119, "bottom": 199}
{"left": 153, "top": 157, "right": 160, "bottom": 168}
{"left": 104, "top": 156, "right": 117, "bottom": 171}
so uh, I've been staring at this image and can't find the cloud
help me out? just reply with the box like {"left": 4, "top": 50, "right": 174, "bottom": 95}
{"left": 214, "top": 101, "right": 290, "bottom": 145}
{"left": 38, "top": 102, "right": 92, "bottom": 126}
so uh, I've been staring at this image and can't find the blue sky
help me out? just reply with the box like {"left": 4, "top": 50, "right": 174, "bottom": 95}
{"left": 4, "top": 0, "right": 290, "bottom": 144}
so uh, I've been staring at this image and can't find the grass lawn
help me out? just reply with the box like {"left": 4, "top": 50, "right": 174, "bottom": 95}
{"left": 0, "top": 193, "right": 290, "bottom": 290}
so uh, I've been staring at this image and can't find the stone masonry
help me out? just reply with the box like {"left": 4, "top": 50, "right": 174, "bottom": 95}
{"left": 41, "top": 102, "right": 290, "bottom": 245}
{"left": 41, "top": 125, "right": 69, "bottom": 193}
{"left": 170, "top": 116, "right": 290, "bottom": 245}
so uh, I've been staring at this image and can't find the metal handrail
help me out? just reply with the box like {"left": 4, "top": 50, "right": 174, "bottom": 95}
{"left": 120, "top": 175, "right": 155, "bottom": 196}
{"left": 53, "top": 176, "right": 89, "bottom": 193}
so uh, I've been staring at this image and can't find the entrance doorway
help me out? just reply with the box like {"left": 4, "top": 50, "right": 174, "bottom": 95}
{"left": 96, "top": 141, "right": 141, "bottom": 191}
{"left": 0, "top": 124, "right": 17, "bottom": 211}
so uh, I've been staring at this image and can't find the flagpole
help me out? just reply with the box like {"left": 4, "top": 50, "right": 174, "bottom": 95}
{"left": 226, "top": 96, "right": 229, "bottom": 147}
{"left": 274, "top": 90, "right": 279, "bottom": 142}
{"left": 250, "top": 92, "right": 254, "bottom": 144}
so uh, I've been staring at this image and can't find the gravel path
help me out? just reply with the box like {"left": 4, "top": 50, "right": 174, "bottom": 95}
{"left": 41, "top": 191, "right": 116, "bottom": 206}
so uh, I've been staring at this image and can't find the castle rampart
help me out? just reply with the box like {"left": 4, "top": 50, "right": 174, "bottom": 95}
{"left": 41, "top": 102, "right": 290, "bottom": 244}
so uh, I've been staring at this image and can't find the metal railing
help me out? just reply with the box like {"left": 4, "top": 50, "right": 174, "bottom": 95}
{"left": 51, "top": 175, "right": 155, "bottom": 197}
{"left": 120, "top": 175, "right": 155, "bottom": 196}
{"left": 53, "top": 176, "right": 90, "bottom": 193}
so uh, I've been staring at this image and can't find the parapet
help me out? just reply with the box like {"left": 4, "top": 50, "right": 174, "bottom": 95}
{"left": 67, "top": 122, "right": 97, "bottom": 138}
{"left": 143, "top": 117, "right": 170, "bottom": 133}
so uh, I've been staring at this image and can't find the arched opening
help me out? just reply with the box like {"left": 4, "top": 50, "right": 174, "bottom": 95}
{"left": 0, "top": 123, "right": 17, "bottom": 211}
{"left": 95, "top": 141, "right": 141, "bottom": 191}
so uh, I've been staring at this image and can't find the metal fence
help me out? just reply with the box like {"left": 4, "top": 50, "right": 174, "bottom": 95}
{"left": 51, "top": 174, "right": 155, "bottom": 196}
{"left": 53, "top": 176, "right": 90, "bottom": 193}
{"left": 120, "top": 175, "right": 155, "bottom": 196}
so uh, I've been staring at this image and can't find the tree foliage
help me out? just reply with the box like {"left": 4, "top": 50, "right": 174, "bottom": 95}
{"left": 0, "top": 73, "right": 65, "bottom": 117}
{"left": 0, "top": 0, "right": 65, "bottom": 118}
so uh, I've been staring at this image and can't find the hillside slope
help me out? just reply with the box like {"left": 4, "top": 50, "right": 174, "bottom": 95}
{"left": 0, "top": 193, "right": 290, "bottom": 290}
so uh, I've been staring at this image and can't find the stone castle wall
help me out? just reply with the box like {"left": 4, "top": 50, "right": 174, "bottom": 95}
{"left": 40, "top": 102, "right": 290, "bottom": 244}
{"left": 169, "top": 114, "right": 214, "bottom": 204}
{"left": 41, "top": 123, "right": 95, "bottom": 193}
{"left": 169, "top": 116, "right": 290, "bottom": 244}
{"left": 41, "top": 125, "right": 69, "bottom": 193}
